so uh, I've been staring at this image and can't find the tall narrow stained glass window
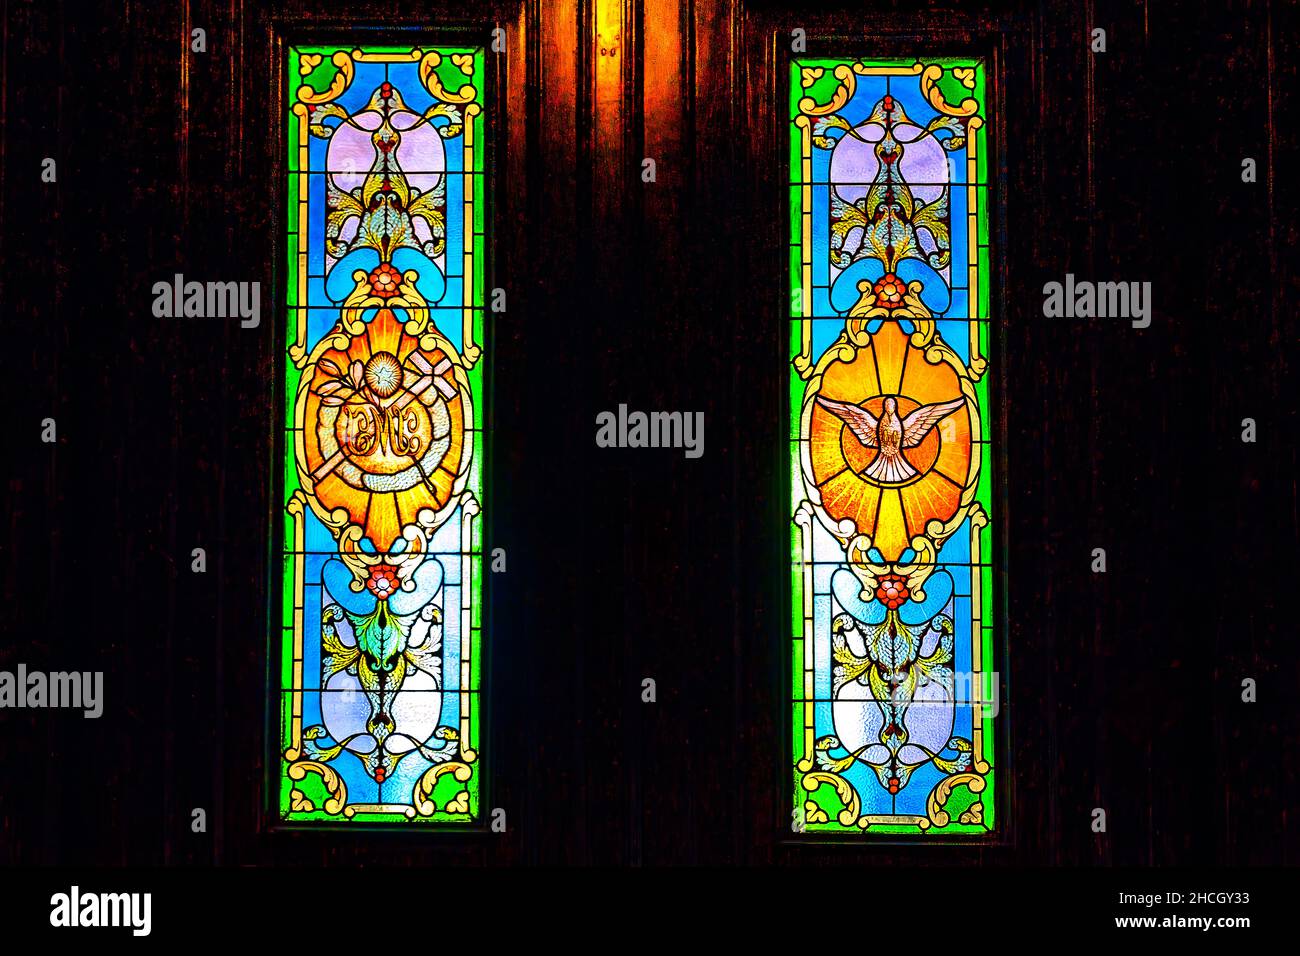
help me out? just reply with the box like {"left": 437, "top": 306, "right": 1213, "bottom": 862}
{"left": 278, "top": 45, "right": 485, "bottom": 824}
{"left": 790, "top": 59, "right": 997, "bottom": 835}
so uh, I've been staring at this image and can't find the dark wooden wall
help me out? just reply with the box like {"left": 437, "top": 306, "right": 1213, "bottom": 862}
{"left": 0, "top": 0, "right": 1294, "bottom": 867}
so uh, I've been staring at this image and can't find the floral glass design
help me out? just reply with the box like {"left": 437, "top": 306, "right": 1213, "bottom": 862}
{"left": 278, "top": 45, "right": 485, "bottom": 824}
{"left": 790, "top": 58, "right": 997, "bottom": 835}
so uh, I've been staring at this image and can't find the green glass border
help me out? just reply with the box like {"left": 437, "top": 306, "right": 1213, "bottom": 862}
{"left": 788, "top": 57, "right": 996, "bottom": 838}
{"left": 277, "top": 44, "right": 486, "bottom": 826}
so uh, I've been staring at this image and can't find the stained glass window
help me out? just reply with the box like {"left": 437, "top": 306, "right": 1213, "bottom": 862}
{"left": 790, "top": 59, "right": 996, "bottom": 835}
{"left": 278, "top": 46, "right": 485, "bottom": 824}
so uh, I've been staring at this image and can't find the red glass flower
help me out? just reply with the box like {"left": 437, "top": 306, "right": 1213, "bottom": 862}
{"left": 366, "top": 563, "right": 400, "bottom": 600}
{"left": 872, "top": 273, "right": 907, "bottom": 309}
{"left": 368, "top": 262, "right": 402, "bottom": 298}
{"left": 874, "top": 574, "right": 910, "bottom": 609}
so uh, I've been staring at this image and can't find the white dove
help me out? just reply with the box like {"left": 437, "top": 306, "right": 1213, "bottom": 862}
{"left": 817, "top": 394, "right": 966, "bottom": 482}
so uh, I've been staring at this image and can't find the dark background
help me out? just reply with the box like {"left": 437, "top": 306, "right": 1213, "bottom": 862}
{"left": 0, "top": 0, "right": 1295, "bottom": 868}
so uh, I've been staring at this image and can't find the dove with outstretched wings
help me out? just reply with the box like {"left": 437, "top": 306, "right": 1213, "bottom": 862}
{"left": 817, "top": 394, "right": 965, "bottom": 483}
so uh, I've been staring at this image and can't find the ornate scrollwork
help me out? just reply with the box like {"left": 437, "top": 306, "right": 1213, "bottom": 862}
{"left": 283, "top": 46, "right": 485, "bottom": 825}
{"left": 296, "top": 51, "right": 356, "bottom": 106}
{"left": 792, "top": 55, "right": 994, "bottom": 836}
{"left": 419, "top": 51, "right": 478, "bottom": 105}
{"left": 409, "top": 758, "right": 476, "bottom": 818}
{"left": 797, "top": 63, "right": 857, "bottom": 117}
{"left": 801, "top": 770, "right": 862, "bottom": 827}
{"left": 923, "top": 771, "right": 986, "bottom": 828}
{"left": 286, "top": 758, "right": 349, "bottom": 815}
{"left": 919, "top": 63, "right": 979, "bottom": 118}
{"left": 338, "top": 270, "right": 430, "bottom": 338}
{"left": 800, "top": 279, "right": 985, "bottom": 596}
